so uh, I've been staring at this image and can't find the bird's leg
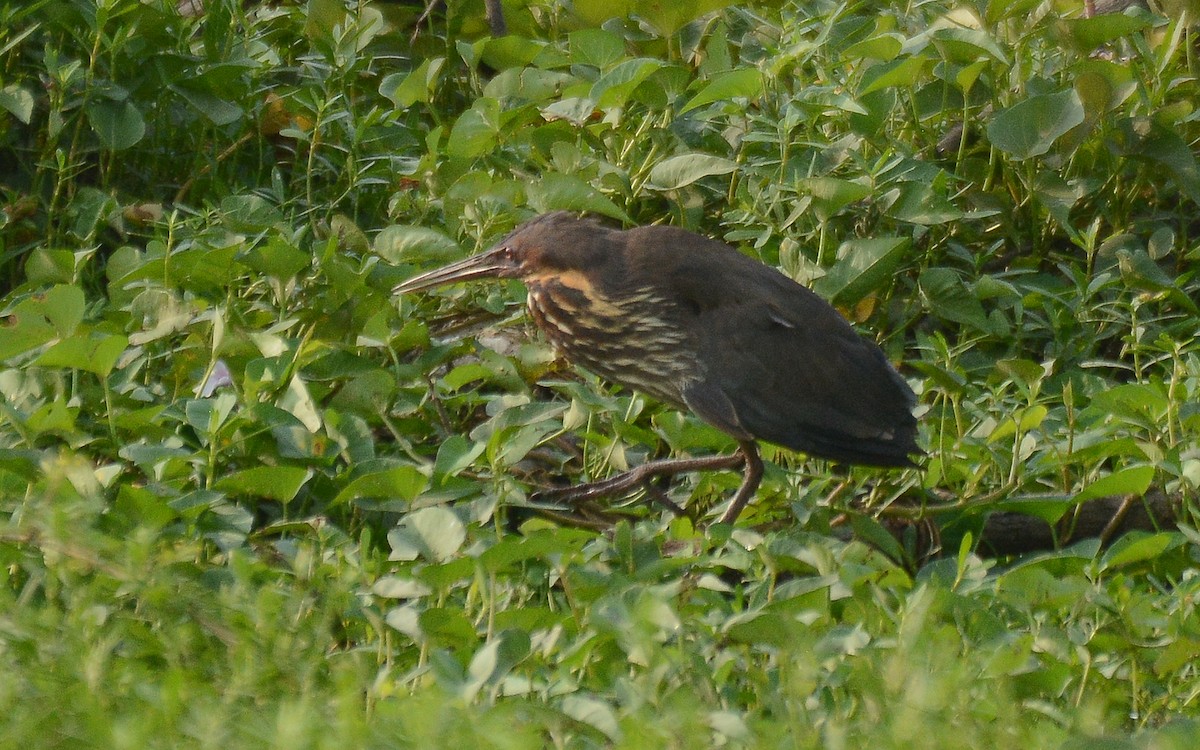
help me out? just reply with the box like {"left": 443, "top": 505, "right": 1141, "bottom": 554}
{"left": 534, "top": 441, "right": 765, "bottom": 525}
{"left": 534, "top": 453, "right": 744, "bottom": 506}
{"left": 717, "top": 441, "right": 764, "bottom": 526}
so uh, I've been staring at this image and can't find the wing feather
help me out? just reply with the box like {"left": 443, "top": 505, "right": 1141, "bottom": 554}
{"left": 639, "top": 234, "right": 918, "bottom": 466}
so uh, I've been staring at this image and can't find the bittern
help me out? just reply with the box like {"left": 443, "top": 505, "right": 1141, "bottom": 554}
{"left": 394, "top": 212, "right": 920, "bottom": 524}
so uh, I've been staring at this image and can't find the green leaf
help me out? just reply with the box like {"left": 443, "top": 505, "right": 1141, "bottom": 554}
{"left": 304, "top": 0, "right": 347, "bottom": 39}
{"left": 185, "top": 393, "right": 238, "bottom": 438}
{"left": 886, "top": 181, "right": 963, "bottom": 225}
{"left": 483, "top": 68, "right": 577, "bottom": 104}
{"left": 842, "top": 33, "right": 904, "bottom": 62}
{"left": 432, "top": 435, "right": 487, "bottom": 482}
{"left": 24, "top": 248, "right": 76, "bottom": 286}
{"left": 797, "top": 177, "right": 871, "bottom": 220}
{"left": 680, "top": 68, "right": 764, "bottom": 114}
{"left": 1114, "top": 116, "right": 1200, "bottom": 206}
{"left": 372, "top": 576, "right": 432, "bottom": 599}
{"left": 1067, "top": 9, "right": 1154, "bottom": 50}
{"left": 724, "top": 611, "right": 802, "bottom": 648}
{"left": 380, "top": 58, "right": 445, "bottom": 108}
{"left": 388, "top": 506, "right": 466, "bottom": 562}
{"left": 279, "top": 374, "right": 322, "bottom": 432}
{"left": 1100, "top": 531, "right": 1181, "bottom": 571}
{"left": 860, "top": 55, "right": 927, "bottom": 94}
{"left": 849, "top": 512, "right": 905, "bottom": 564}
{"left": 34, "top": 331, "right": 129, "bottom": 377}
{"left": 169, "top": 244, "right": 243, "bottom": 293}
{"left": 1073, "top": 465, "right": 1155, "bottom": 504}
{"left": 984, "top": 0, "right": 1042, "bottom": 24}
{"left": 334, "top": 465, "right": 428, "bottom": 506}
{"left": 446, "top": 98, "right": 500, "bottom": 160}
{"left": 0, "top": 84, "right": 34, "bottom": 124}
{"left": 462, "top": 630, "right": 531, "bottom": 701}
{"left": 569, "top": 28, "right": 626, "bottom": 68}
{"left": 215, "top": 466, "right": 311, "bottom": 503}
{"left": 918, "top": 268, "right": 995, "bottom": 333}
{"left": 527, "top": 173, "right": 632, "bottom": 223}
{"left": 115, "top": 485, "right": 178, "bottom": 530}
{"left": 419, "top": 608, "right": 478, "bottom": 648}
{"left": 590, "top": 58, "right": 663, "bottom": 108}
{"left": 221, "top": 194, "right": 284, "bottom": 232}
{"left": 477, "top": 528, "right": 591, "bottom": 571}
{"left": 540, "top": 97, "right": 596, "bottom": 126}
{"left": 43, "top": 284, "right": 87, "bottom": 336}
{"left": 174, "top": 87, "right": 242, "bottom": 126}
{"left": 648, "top": 153, "right": 737, "bottom": 190}
{"left": 243, "top": 236, "right": 311, "bottom": 280}
{"left": 373, "top": 225, "right": 461, "bottom": 265}
{"left": 1116, "top": 248, "right": 1196, "bottom": 315}
{"left": 986, "top": 90, "right": 1085, "bottom": 160}
{"left": 812, "top": 237, "right": 910, "bottom": 306}
{"left": 929, "top": 27, "right": 1009, "bottom": 65}
{"left": 0, "top": 285, "right": 86, "bottom": 361}
{"left": 85, "top": 99, "right": 145, "bottom": 150}
{"left": 560, "top": 696, "right": 621, "bottom": 743}
{"left": 1147, "top": 225, "right": 1174, "bottom": 261}
{"left": 572, "top": 0, "right": 738, "bottom": 36}
{"left": 481, "top": 36, "right": 546, "bottom": 70}
{"left": 1153, "top": 637, "right": 1200, "bottom": 677}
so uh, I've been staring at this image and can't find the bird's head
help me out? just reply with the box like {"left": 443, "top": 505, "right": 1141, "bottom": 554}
{"left": 392, "top": 212, "right": 599, "bottom": 295}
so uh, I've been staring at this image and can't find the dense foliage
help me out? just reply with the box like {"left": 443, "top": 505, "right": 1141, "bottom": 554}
{"left": 1, "top": 0, "right": 1198, "bottom": 746}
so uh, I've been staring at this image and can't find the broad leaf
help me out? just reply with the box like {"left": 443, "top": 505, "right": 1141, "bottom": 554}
{"left": 215, "top": 466, "right": 311, "bottom": 503}
{"left": 648, "top": 154, "right": 737, "bottom": 190}
{"left": 987, "top": 90, "right": 1085, "bottom": 160}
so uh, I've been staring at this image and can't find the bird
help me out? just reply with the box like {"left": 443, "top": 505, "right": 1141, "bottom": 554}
{"left": 393, "top": 212, "right": 920, "bottom": 525}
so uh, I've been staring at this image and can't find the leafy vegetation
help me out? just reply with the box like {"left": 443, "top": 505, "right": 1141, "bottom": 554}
{"left": 2, "top": 0, "right": 1199, "bottom": 746}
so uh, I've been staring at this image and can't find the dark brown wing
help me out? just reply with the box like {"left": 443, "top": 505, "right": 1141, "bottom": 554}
{"left": 635, "top": 229, "right": 919, "bottom": 467}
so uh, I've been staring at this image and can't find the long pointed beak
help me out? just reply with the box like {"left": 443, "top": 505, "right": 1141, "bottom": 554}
{"left": 392, "top": 247, "right": 513, "bottom": 295}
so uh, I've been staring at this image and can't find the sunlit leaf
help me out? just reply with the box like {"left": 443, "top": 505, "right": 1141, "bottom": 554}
{"left": 388, "top": 506, "right": 466, "bottom": 562}
{"left": 462, "top": 629, "right": 531, "bottom": 701}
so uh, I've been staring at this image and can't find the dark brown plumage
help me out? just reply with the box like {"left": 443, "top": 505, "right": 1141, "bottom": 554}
{"left": 394, "top": 212, "right": 920, "bottom": 524}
